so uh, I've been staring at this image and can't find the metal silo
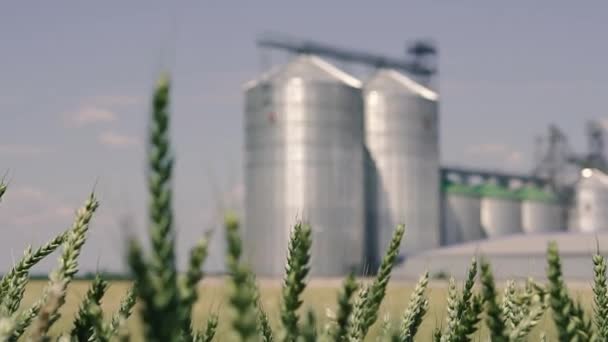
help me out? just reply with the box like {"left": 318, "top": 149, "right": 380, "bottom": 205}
{"left": 518, "top": 186, "right": 563, "bottom": 233}
{"left": 442, "top": 181, "right": 484, "bottom": 245}
{"left": 577, "top": 168, "right": 608, "bottom": 232}
{"left": 479, "top": 183, "right": 522, "bottom": 237}
{"left": 364, "top": 69, "right": 440, "bottom": 259}
{"left": 243, "top": 55, "right": 365, "bottom": 276}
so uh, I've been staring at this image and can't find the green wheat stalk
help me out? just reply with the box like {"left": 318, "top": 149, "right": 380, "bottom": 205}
{"left": 377, "top": 313, "right": 392, "bottom": 342}
{"left": 249, "top": 271, "right": 273, "bottom": 342}
{"left": 501, "top": 280, "right": 517, "bottom": 331}
{"left": 139, "top": 73, "right": 181, "bottom": 341}
{"left": 259, "top": 305, "right": 273, "bottom": 342}
{"left": 255, "top": 282, "right": 273, "bottom": 342}
{"left": 128, "top": 73, "right": 212, "bottom": 342}
{"left": 299, "top": 309, "right": 318, "bottom": 342}
{"left": 0, "top": 270, "right": 29, "bottom": 318}
{"left": 592, "top": 248, "right": 608, "bottom": 340}
{"left": 280, "top": 222, "right": 312, "bottom": 342}
{"left": 112, "top": 310, "right": 132, "bottom": 342}
{"left": 571, "top": 298, "right": 592, "bottom": 340}
{"left": 510, "top": 279, "right": 537, "bottom": 329}
{"left": 399, "top": 271, "right": 429, "bottom": 342}
{"left": 10, "top": 299, "right": 42, "bottom": 341}
{"left": 29, "top": 193, "right": 99, "bottom": 341}
{"left": 438, "top": 258, "right": 480, "bottom": 342}
{"left": 70, "top": 274, "right": 109, "bottom": 341}
{"left": 432, "top": 327, "right": 442, "bottom": 342}
{"left": 194, "top": 314, "right": 218, "bottom": 342}
{"left": 331, "top": 273, "right": 358, "bottom": 342}
{"left": 461, "top": 294, "right": 483, "bottom": 342}
{"left": 225, "top": 213, "right": 258, "bottom": 342}
{"left": 29, "top": 281, "right": 64, "bottom": 342}
{"left": 109, "top": 284, "right": 137, "bottom": 337}
{"left": 546, "top": 241, "right": 586, "bottom": 341}
{"left": 85, "top": 301, "right": 109, "bottom": 342}
{"left": 0, "top": 179, "right": 7, "bottom": 202}
{"left": 349, "top": 224, "right": 405, "bottom": 341}
{"left": 1, "top": 236, "right": 67, "bottom": 325}
{"left": 480, "top": 259, "right": 508, "bottom": 342}
{"left": 440, "top": 277, "right": 458, "bottom": 342}
{"left": 0, "top": 231, "right": 67, "bottom": 309}
{"left": 454, "top": 259, "right": 481, "bottom": 342}
{"left": 508, "top": 299, "right": 546, "bottom": 342}
{"left": 180, "top": 237, "right": 209, "bottom": 338}
{"left": 348, "top": 284, "right": 368, "bottom": 341}
{"left": 126, "top": 238, "right": 157, "bottom": 336}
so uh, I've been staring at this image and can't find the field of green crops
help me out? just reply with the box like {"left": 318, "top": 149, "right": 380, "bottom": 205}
{"left": 3, "top": 75, "right": 607, "bottom": 341}
{"left": 21, "top": 279, "right": 593, "bottom": 341}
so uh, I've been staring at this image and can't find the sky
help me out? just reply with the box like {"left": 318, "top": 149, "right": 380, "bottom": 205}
{"left": 1, "top": 2, "right": 607, "bottom": 273}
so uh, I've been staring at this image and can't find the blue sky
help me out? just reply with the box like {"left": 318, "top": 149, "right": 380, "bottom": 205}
{"left": 1, "top": 2, "right": 607, "bottom": 272}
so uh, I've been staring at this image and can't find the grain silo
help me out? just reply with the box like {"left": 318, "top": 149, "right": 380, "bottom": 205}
{"left": 364, "top": 69, "right": 440, "bottom": 259}
{"left": 243, "top": 55, "right": 365, "bottom": 276}
{"left": 577, "top": 168, "right": 608, "bottom": 232}
{"left": 479, "top": 183, "right": 522, "bottom": 237}
{"left": 518, "top": 186, "right": 563, "bottom": 233}
{"left": 441, "top": 181, "right": 484, "bottom": 245}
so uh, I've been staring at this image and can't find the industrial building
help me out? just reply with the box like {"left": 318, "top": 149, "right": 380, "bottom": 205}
{"left": 395, "top": 232, "right": 608, "bottom": 280}
{"left": 243, "top": 35, "right": 608, "bottom": 278}
{"left": 363, "top": 68, "right": 440, "bottom": 266}
{"left": 244, "top": 55, "right": 365, "bottom": 276}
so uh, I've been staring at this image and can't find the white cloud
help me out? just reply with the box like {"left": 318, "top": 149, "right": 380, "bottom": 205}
{"left": 10, "top": 205, "right": 74, "bottom": 226}
{"left": 98, "top": 131, "right": 140, "bottom": 148}
{"left": 54, "top": 206, "right": 75, "bottom": 219}
{"left": 64, "top": 94, "right": 140, "bottom": 127}
{"left": 91, "top": 95, "right": 140, "bottom": 106}
{"left": 0, "top": 144, "right": 48, "bottom": 156}
{"left": 69, "top": 106, "right": 117, "bottom": 126}
{"left": 11, "top": 186, "right": 46, "bottom": 201}
{"left": 0, "top": 186, "right": 74, "bottom": 226}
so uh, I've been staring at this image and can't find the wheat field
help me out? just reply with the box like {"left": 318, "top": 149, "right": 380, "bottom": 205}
{"left": 3, "top": 75, "right": 606, "bottom": 341}
{"left": 20, "top": 279, "right": 593, "bottom": 341}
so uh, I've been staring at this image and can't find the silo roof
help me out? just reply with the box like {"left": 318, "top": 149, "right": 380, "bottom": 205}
{"left": 517, "top": 186, "right": 558, "bottom": 203}
{"left": 365, "top": 69, "right": 438, "bottom": 101}
{"left": 394, "top": 231, "right": 608, "bottom": 280}
{"left": 476, "top": 183, "right": 519, "bottom": 200}
{"left": 442, "top": 180, "right": 480, "bottom": 197}
{"left": 243, "top": 55, "right": 361, "bottom": 90}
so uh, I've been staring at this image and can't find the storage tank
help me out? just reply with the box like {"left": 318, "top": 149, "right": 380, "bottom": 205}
{"left": 518, "top": 186, "right": 563, "bottom": 233}
{"left": 243, "top": 55, "right": 365, "bottom": 276}
{"left": 479, "top": 183, "right": 522, "bottom": 237}
{"left": 577, "top": 168, "right": 608, "bottom": 232}
{"left": 364, "top": 69, "right": 440, "bottom": 259}
{"left": 441, "top": 181, "right": 484, "bottom": 245}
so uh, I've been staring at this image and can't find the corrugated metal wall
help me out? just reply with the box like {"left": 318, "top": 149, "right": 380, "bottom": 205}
{"left": 364, "top": 69, "right": 440, "bottom": 258}
{"left": 577, "top": 169, "right": 608, "bottom": 232}
{"left": 443, "top": 193, "right": 484, "bottom": 244}
{"left": 244, "top": 56, "right": 365, "bottom": 276}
